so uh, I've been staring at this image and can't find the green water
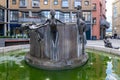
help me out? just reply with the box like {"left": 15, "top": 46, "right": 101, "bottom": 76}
{"left": 0, "top": 49, "right": 120, "bottom": 80}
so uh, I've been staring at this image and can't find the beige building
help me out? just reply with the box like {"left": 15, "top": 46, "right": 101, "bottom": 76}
{"left": 0, "top": 0, "right": 108, "bottom": 40}
{"left": 0, "top": 0, "right": 7, "bottom": 36}
{"left": 6, "top": 0, "right": 93, "bottom": 39}
{"left": 112, "top": 0, "right": 120, "bottom": 37}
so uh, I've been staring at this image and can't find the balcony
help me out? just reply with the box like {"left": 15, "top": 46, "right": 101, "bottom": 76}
{"left": 19, "top": 17, "right": 45, "bottom": 23}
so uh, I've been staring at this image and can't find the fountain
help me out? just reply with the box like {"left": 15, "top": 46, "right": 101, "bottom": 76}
{"left": 24, "top": 6, "right": 89, "bottom": 70}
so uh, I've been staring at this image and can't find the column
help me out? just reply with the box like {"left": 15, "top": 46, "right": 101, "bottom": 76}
{"left": 4, "top": 9, "right": 7, "bottom": 36}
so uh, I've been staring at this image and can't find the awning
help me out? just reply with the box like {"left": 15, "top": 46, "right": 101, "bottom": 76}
{"left": 100, "top": 19, "right": 110, "bottom": 28}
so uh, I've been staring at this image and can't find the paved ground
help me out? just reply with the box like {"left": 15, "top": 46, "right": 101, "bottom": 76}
{"left": 87, "top": 39, "right": 120, "bottom": 48}
{"left": 86, "top": 39, "right": 120, "bottom": 55}
{"left": 0, "top": 39, "right": 120, "bottom": 55}
{"left": 0, "top": 44, "right": 30, "bottom": 53}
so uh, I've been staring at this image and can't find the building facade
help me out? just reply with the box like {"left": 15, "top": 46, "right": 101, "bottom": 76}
{"left": 0, "top": 0, "right": 6, "bottom": 36}
{"left": 112, "top": 0, "right": 120, "bottom": 37}
{"left": 0, "top": 0, "right": 109, "bottom": 40}
{"left": 92, "top": 0, "right": 109, "bottom": 39}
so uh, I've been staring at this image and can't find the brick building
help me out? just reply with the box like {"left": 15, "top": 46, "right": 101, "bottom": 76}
{"left": 92, "top": 0, "right": 109, "bottom": 39}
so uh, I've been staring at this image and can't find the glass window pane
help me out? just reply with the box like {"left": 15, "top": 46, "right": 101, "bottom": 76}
{"left": 62, "top": 0, "right": 69, "bottom": 7}
{"left": 10, "top": 11, "right": 18, "bottom": 21}
{"left": 74, "top": 0, "right": 82, "bottom": 7}
{"left": 54, "top": 0, "right": 58, "bottom": 5}
{"left": 32, "top": 0, "right": 40, "bottom": 7}
{"left": 44, "top": 0, "right": 48, "bottom": 5}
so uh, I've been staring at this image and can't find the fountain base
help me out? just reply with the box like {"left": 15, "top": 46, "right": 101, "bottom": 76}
{"left": 25, "top": 53, "right": 89, "bottom": 70}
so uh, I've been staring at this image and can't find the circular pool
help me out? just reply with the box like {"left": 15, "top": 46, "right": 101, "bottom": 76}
{"left": 0, "top": 49, "right": 120, "bottom": 80}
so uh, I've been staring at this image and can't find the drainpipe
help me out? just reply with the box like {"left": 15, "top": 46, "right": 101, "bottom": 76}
{"left": 90, "top": 0, "right": 92, "bottom": 40}
{"left": 7, "top": 0, "right": 10, "bottom": 36}
{"left": 4, "top": 9, "right": 7, "bottom": 36}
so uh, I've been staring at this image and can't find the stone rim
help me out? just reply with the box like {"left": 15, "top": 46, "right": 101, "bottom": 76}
{"left": 25, "top": 53, "right": 89, "bottom": 70}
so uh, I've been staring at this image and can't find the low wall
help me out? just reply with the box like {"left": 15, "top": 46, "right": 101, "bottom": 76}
{"left": 0, "top": 38, "right": 29, "bottom": 47}
{"left": 86, "top": 45, "right": 120, "bottom": 56}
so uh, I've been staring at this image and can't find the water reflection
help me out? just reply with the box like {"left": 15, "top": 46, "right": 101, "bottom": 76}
{"left": 106, "top": 59, "right": 120, "bottom": 80}
{"left": 1, "top": 50, "right": 120, "bottom": 80}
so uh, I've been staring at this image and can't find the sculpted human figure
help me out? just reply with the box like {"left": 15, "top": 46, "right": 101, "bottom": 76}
{"left": 42, "top": 9, "right": 65, "bottom": 61}
{"left": 21, "top": 23, "right": 45, "bottom": 58}
{"left": 76, "top": 5, "right": 87, "bottom": 54}
{"left": 42, "top": 9, "right": 65, "bottom": 45}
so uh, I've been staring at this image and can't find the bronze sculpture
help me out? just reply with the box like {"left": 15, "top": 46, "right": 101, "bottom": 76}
{"left": 76, "top": 5, "right": 87, "bottom": 54}
{"left": 42, "top": 9, "right": 65, "bottom": 61}
{"left": 24, "top": 8, "right": 89, "bottom": 70}
{"left": 42, "top": 9, "right": 65, "bottom": 45}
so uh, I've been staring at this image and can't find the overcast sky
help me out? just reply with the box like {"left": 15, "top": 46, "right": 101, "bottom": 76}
{"left": 106, "top": 0, "right": 114, "bottom": 29}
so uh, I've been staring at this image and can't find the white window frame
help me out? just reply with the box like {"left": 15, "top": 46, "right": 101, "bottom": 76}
{"left": 32, "top": 0, "right": 40, "bottom": 7}
{"left": 44, "top": 0, "right": 48, "bottom": 5}
{"left": 62, "top": 0, "right": 69, "bottom": 7}
{"left": 74, "top": 0, "right": 81, "bottom": 7}
{"left": 20, "top": 0, "right": 27, "bottom": 7}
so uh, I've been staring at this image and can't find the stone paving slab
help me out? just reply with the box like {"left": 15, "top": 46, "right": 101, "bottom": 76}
{"left": 0, "top": 44, "right": 30, "bottom": 53}
{"left": 86, "top": 39, "right": 120, "bottom": 56}
{"left": 0, "top": 39, "right": 120, "bottom": 56}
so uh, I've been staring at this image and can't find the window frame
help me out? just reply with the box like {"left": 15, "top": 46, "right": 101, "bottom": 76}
{"left": 44, "top": 0, "right": 48, "bottom": 5}
{"left": 74, "top": 0, "right": 82, "bottom": 8}
{"left": 12, "top": 0, "right": 16, "bottom": 5}
{"left": 54, "top": 0, "right": 58, "bottom": 5}
{"left": 62, "top": 0, "right": 69, "bottom": 8}
{"left": 84, "top": 1, "right": 89, "bottom": 6}
{"left": 32, "top": 0, "right": 40, "bottom": 7}
{"left": 10, "top": 10, "right": 19, "bottom": 21}
{"left": 19, "top": 0, "right": 27, "bottom": 7}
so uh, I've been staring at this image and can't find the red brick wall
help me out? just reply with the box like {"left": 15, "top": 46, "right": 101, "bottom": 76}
{"left": 92, "top": 0, "right": 106, "bottom": 39}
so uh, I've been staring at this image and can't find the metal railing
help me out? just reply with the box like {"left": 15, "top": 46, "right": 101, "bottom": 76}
{"left": 19, "top": 17, "right": 45, "bottom": 23}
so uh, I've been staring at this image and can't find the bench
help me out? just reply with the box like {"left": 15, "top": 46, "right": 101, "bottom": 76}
{"left": 5, "top": 39, "right": 29, "bottom": 46}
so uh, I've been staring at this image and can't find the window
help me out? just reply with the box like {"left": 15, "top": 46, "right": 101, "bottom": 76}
{"left": 32, "top": 0, "right": 40, "bottom": 7}
{"left": 62, "top": 0, "right": 69, "bottom": 7}
{"left": 41, "top": 11, "right": 50, "bottom": 19}
{"left": 10, "top": 11, "right": 18, "bottom": 21}
{"left": 54, "top": 0, "right": 58, "bottom": 5}
{"left": 83, "top": 12, "right": 91, "bottom": 21}
{"left": 55, "top": 11, "right": 60, "bottom": 19}
{"left": 12, "top": 0, "right": 16, "bottom": 5}
{"left": 0, "top": 10, "right": 3, "bottom": 18}
{"left": 113, "top": 5, "right": 117, "bottom": 18}
{"left": 74, "top": 0, "right": 81, "bottom": 7}
{"left": 32, "top": 12, "right": 40, "bottom": 17}
{"left": 0, "top": 9, "right": 3, "bottom": 21}
{"left": 44, "top": 0, "right": 48, "bottom": 5}
{"left": 93, "top": 3, "right": 96, "bottom": 10}
{"left": 20, "top": 0, "right": 27, "bottom": 7}
{"left": 93, "top": 17, "right": 96, "bottom": 24}
{"left": 64, "top": 13, "right": 70, "bottom": 22}
{"left": 22, "top": 12, "right": 29, "bottom": 18}
{"left": 84, "top": 1, "right": 89, "bottom": 6}
{"left": 72, "top": 13, "right": 76, "bottom": 22}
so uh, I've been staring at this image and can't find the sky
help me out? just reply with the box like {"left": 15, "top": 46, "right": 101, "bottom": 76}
{"left": 106, "top": 0, "right": 114, "bottom": 30}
